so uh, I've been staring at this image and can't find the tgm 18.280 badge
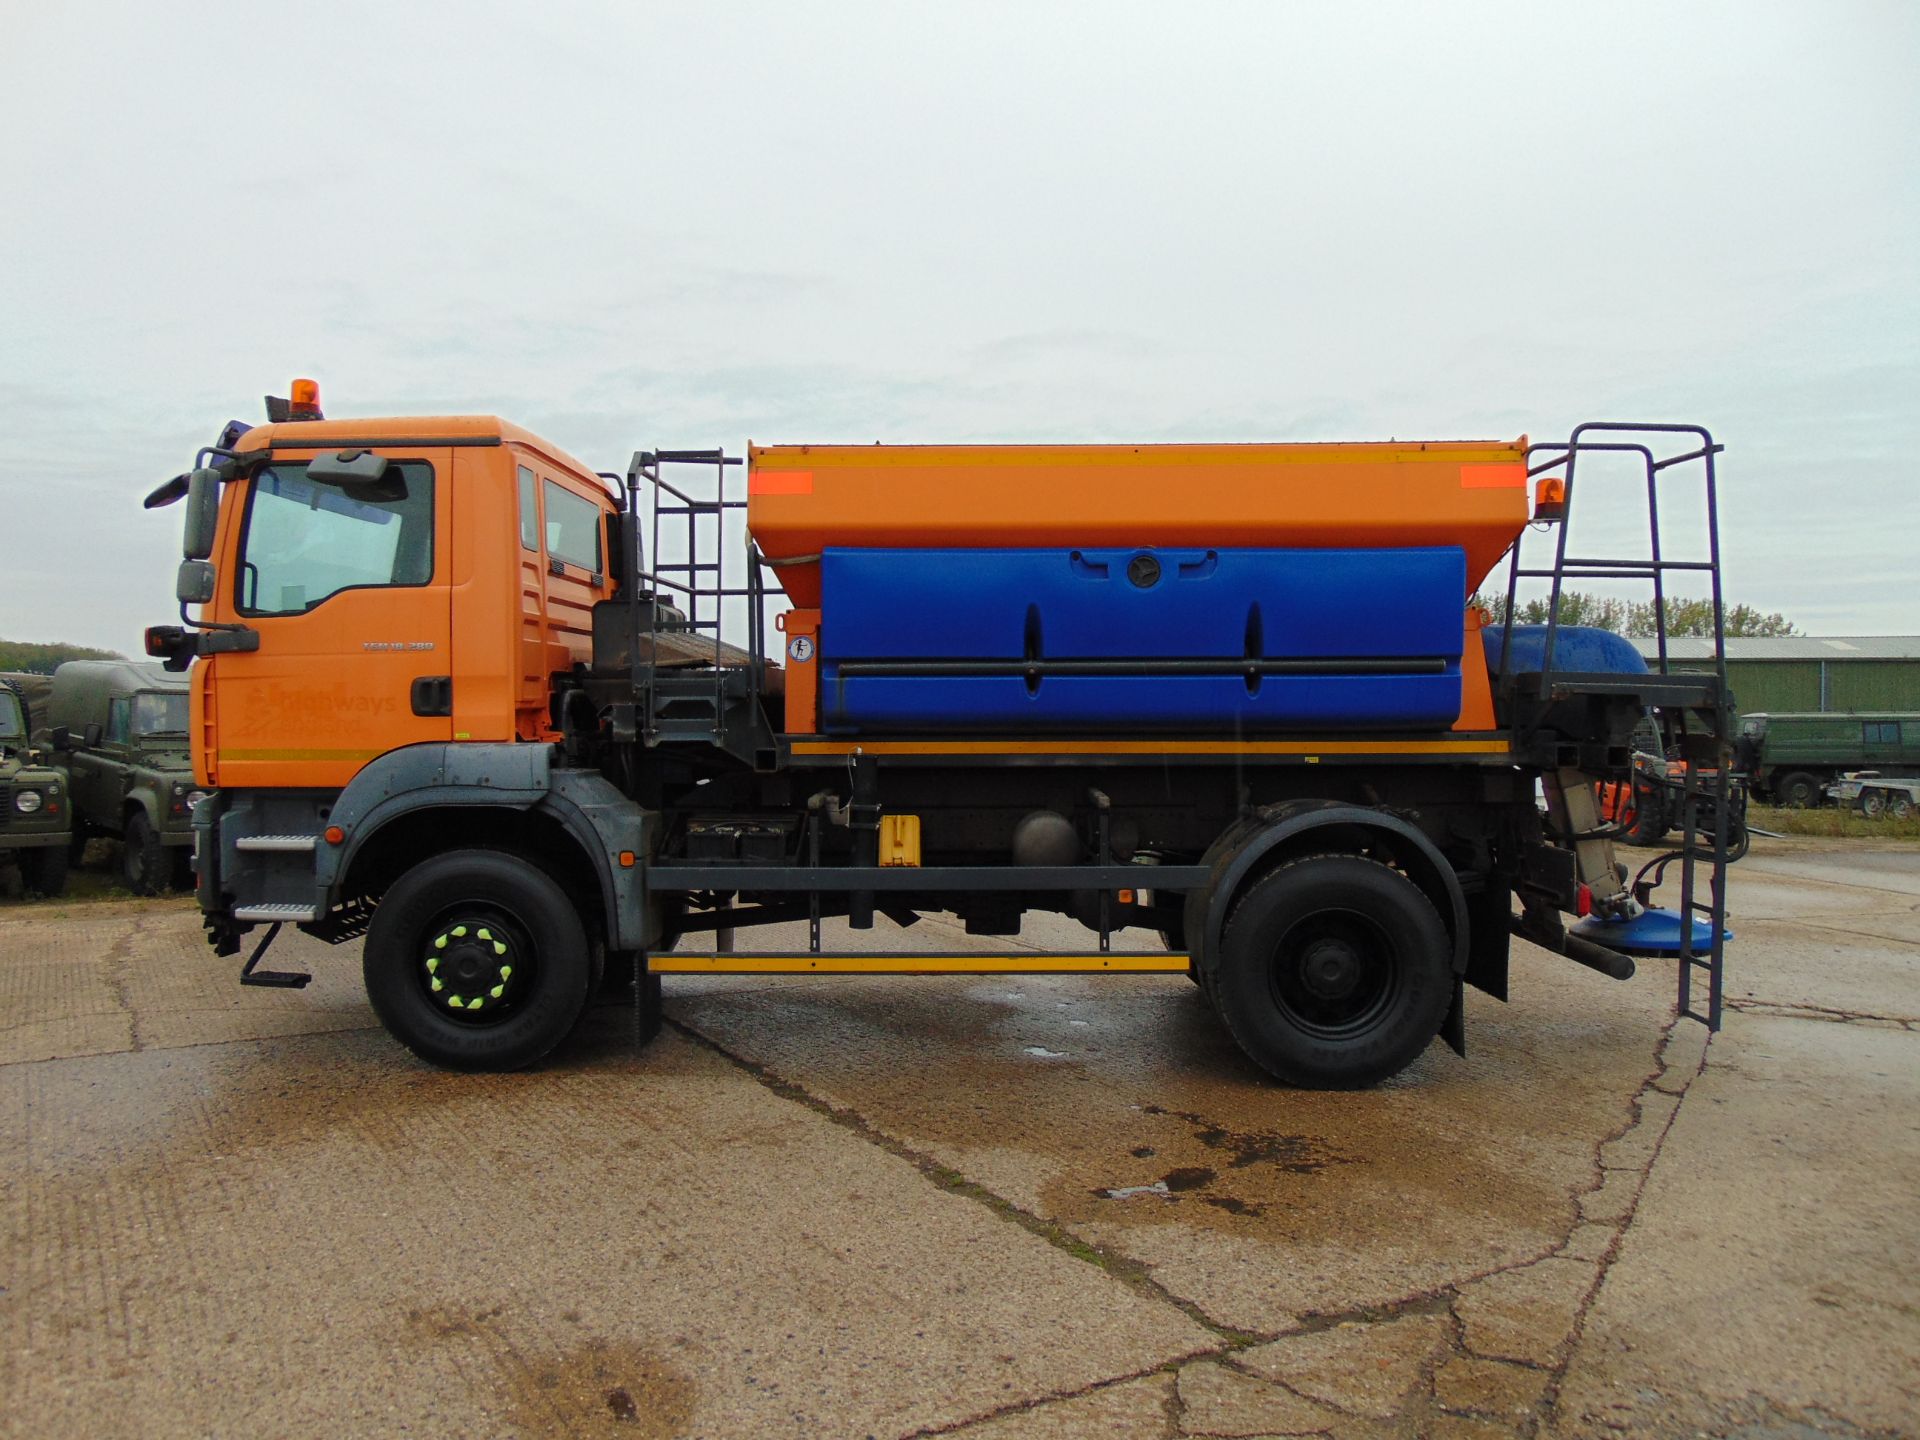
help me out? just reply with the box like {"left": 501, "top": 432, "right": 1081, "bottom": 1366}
{"left": 788, "top": 635, "right": 815, "bottom": 663}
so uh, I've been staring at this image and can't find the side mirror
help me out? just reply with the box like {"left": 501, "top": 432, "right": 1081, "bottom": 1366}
{"left": 177, "top": 559, "right": 216, "bottom": 604}
{"left": 49, "top": 726, "right": 73, "bottom": 752}
{"left": 183, "top": 467, "right": 220, "bottom": 559}
{"left": 83, "top": 723, "right": 102, "bottom": 749}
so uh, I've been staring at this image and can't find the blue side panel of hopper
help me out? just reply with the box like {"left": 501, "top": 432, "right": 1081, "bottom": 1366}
{"left": 818, "top": 546, "right": 1467, "bottom": 733}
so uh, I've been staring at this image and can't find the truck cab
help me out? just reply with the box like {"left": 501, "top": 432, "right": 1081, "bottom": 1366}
{"left": 158, "top": 411, "right": 618, "bottom": 792}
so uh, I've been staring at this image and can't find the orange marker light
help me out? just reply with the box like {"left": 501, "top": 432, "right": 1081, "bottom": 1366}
{"left": 1534, "top": 476, "right": 1567, "bottom": 522}
{"left": 289, "top": 378, "right": 323, "bottom": 419}
{"left": 324, "top": 825, "right": 345, "bottom": 845}
{"left": 618, "top": 850, "right": 637, "bottom": 868}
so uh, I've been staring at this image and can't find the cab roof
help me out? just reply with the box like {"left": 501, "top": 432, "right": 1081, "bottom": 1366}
{"left": 235, "top": 415, "right": 606, "bottom": 493}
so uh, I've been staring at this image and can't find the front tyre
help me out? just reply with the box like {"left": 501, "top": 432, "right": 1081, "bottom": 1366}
{"left": 122, "top": 812, "right": 167, "bottom": 895}
{"left": 364, "top": 849, "right": 594, "bottom": 1071}
{"left": 1211, "top": 854, "right": 1453, "bottom": 1089}
{"left": 20, "top": 843, "right": 70, "bottom": 898}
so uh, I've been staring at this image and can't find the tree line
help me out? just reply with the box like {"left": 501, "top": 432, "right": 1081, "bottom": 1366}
{"left": 1469, "top": 592, "right": 1799, "bottom": 638}
{"left": 0, "top": 639, "right": 124, "bottom": 674}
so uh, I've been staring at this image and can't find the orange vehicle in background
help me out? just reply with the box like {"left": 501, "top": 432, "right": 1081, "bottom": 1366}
{"left": 1597, "top": 751, "right": 1750, "bottom": 860}
{"left": 146, "top": 386, "right": 1739, "bottom": 1085}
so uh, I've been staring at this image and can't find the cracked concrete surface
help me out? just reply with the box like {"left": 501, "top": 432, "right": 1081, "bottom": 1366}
{"left": 2, "top": 839, "right": 1917, "bottom": 1438}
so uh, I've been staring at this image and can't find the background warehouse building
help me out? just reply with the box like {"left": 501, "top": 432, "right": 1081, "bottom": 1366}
{"left": 1628, "top": 636, "right": 1920, "bottom": 715}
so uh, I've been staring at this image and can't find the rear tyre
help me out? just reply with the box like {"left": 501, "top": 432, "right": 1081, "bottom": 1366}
{"left": 122, "top": 813, "right": 166, "bottom": 895}
{"left": 20, "top": 844, "right": 70, "bottom": 898}
{"left": 363, "top": 849, "right": 594, "bottom": 1071}
{"left": 1892, "top": 794, "right": 1916, "bottom": 822}
{"left": 1775, "top": 772, "right": 1821, "bottom": 809}
{"left": 1211, "top": 854, "right": 1453, "bottom": 1089}
{"left": 1621, "top": 788, "right": 1669, "bottom": 846}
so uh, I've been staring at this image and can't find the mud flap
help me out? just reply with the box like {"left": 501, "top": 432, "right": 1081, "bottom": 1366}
{"left": 634, "top": 958, "right": 664, "bottom": 1047}
{"left": 1440, "top": 975, "right": 1466, "bottom": 1057}
{"left": 1463, "top": 885, "right": 1511, "bottom": 1002}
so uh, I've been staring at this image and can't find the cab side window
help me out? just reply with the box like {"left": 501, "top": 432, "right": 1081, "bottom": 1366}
{"left": 518, "top": 467, "right": 540, "bottom": 551}
{"left": 544, "top": 481, "right": 602, "bottom": 573}
{"left": 106, "top": 697, "right": 131, "bottom": 746}
{"left": 1864, "top": 721, "right": 1901, "bottom": 744}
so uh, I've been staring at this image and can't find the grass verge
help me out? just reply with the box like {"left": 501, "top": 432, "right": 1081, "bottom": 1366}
{"left": 1748, "top": 804, "right": 1920, "bottom": 842}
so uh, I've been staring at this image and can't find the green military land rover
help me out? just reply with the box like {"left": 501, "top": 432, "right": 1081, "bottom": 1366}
{"left": 0, "top": 675, "right": 73, "bottom": 896}
{"left": 45, "top": 661, "right": 203, "bottom": 893}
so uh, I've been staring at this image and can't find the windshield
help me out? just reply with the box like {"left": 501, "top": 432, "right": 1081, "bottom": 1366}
{"left": 0, "top": 692, "right": 22, "bottom": 740}
{"left": 236, "top": 461, "right": 435, "bottom": 615}
{"left": 134, "top": 691, "right": 189, "bottom": 737}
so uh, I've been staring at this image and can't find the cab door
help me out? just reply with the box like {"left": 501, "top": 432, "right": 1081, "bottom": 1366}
{"left": 69, "top": 694, "right": 130, "bottom": 828}
{"left": 202, "top": 448, "right": 453, "bottom": 791}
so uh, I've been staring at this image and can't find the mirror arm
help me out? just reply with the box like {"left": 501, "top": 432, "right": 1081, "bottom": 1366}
{"left": 178, "top": 599, "right": 256, "bottom": 638}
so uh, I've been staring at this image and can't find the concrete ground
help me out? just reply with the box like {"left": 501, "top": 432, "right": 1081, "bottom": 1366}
{"left": 0, "top": 838, "right": 1914, "bottom": 1439}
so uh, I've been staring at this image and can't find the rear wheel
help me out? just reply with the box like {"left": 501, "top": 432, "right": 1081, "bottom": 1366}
{"left": 1858, "top": 788, "right": 1889, "bottom": 820}
{"left": 1211, "top": 854, "right": 1453, "bottom": 1089}
{"left": 20, "top": 844, "right": 69, "bottom": 898}
{"left": 1892, "top": 794, "right": 1916, "bottom": 822}
{"left": 1775, "top": 772, "right": 1821, "bottom": 809}
{"left": 121, "top": 813, "right": 166, "bottom": 895}
{"left": 1621, "top": 786, "right": 1669, "bottom": 846}
{"left": 363, "top": 849, "right": 594, "bottom": 1071}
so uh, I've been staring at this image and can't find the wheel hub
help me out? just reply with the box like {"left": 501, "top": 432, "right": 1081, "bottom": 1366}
{"left": 1298, "top": 937, "right": 1364, "bottom": 1001}
{"left": 423, "top": 921, "right": 518, "bottom": 1015}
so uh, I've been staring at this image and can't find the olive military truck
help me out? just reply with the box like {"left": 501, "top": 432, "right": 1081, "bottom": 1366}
{"left": 0, "top": 675, "right": 73, "bottom": 897}
{"left": 44, "top": 661, "right": 203, "bottom": 893}
{"left": 1736, "top": 711, "right": 1919, "bottom": 807}
{"left": 146, "top": 385, "right": 1739, "bottom": 1088}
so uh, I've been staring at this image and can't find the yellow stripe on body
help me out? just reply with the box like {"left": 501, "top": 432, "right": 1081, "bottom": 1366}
{"left": 787, "top": 737, "right": 1511, "bottom": 758}
{"left": 648, "top": 953, "right": 1192, "bottom": 975}
{"left": 223, "top": 748, "right": 387, "bottom": 762}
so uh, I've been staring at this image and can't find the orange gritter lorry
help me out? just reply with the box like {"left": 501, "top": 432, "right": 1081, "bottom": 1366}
{"left": 145, "top": 383, "right": 1740, "bottom": 1087}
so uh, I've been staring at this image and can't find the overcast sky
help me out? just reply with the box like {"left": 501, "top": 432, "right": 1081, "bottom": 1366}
{"left": 2, "top": 1, "right": 1915, "bottom": 654}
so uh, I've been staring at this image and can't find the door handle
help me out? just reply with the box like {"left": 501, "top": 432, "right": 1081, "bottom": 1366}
{"left": 410, "top": 676, "right": 453, "bottom": 718}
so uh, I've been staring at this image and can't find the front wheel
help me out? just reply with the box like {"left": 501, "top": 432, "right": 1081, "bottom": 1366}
{"left": 20, "top": 844, "right": 70, "bottom": 898}
{"left": 363, "top": 849, "right": 594, "bottom": 1071}
{"left": 122, "top": 812, "right": 167, "bottom": 895}
{"left": 1210, "top": 854, "right": 1453, "bottom": 1089}
{"left": 1858, "top": 789, "right": 1889, "bottom": 821}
